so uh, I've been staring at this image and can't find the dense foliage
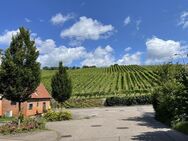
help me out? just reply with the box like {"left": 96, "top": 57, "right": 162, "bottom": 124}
{"left": 43, "top": 110, "right": 72, "bottom": 121}
{"left": 0, "top": 27, "right": 40, "bottom": 113}
{"left": 105, "top": 94, "right": 152, "bottom": 106}
{"left": 51, "top": 62, "right": 72, "bottom": 104}
{"left": 152, "top": 64, "right": 188, "bottom": 131}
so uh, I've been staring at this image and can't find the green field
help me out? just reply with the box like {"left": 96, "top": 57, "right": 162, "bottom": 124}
{"left": 42, "top": 65, "right": 159, "bottom": 99}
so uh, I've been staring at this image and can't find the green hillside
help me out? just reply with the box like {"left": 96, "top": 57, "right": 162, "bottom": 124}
{"left": 42, "top": 65, "right": 159, "bottom": 99}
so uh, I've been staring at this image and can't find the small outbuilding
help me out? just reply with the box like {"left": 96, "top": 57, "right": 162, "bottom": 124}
{"left": 0, "top": 83, "right": 51, "bottom": 117}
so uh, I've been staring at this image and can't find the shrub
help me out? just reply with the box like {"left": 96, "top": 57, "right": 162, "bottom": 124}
{"left": 59, "top": 111, "right": 72, "bottom": 120}
{"left": 43, "top": 110, "right": 72, "bottom": 121}
{"left": 0, "top": 117, "right": 46, "bottom": 135}
{"left": 173, "top": 121, "right": 188, "bottom": 135}
{"left": 152, "top": 80, "right": 185, "bottom": 125}
{"left": 105, "top": 94, "right": 152, "bottom": 106}
{"left": 152, "top": 64, "right": 188, "bottom": 133}
{"left": 43, "top": 111, "right": 58, "bottom": 121}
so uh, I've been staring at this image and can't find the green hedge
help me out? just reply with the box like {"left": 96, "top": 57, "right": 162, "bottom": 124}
{"left": 152, "top": 80, "right": 188, "bottom": 126}
{"left": 43, "top": 110, "right": 72, "bottom": 121}
{"left": 62, "top": 98, "right": 104, "bottom": 108}
{"left": 105, "top": 94, "right": 152, "bottom": 106}
{"left": 151, "top": 64, "right": 188, "bottom": 135}
{"left": 74, "top": 90, "right": 150, "bottom": 98}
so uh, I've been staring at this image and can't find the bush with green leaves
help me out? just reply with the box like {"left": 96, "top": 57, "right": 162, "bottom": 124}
{"left": 105, "top": 94, "right": 152, "bottom": 106}
{"left": 173, "top": 121, "right": 188, "bottom": 134}
{"left": 43, "top": 110, "right": 72, "bottom": 121}
{"left": 152, "top": 63, "right": 188, "bottom": 131}
{"left": 152, "top": 80, "right": 186, "bottom": 125}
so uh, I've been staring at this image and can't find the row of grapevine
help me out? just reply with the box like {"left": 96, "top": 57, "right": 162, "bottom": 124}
{"left": 42, "top": 65, "right": 160, "bottom": 99}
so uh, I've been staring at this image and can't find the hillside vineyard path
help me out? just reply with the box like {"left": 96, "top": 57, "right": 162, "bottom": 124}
{"left": 0, "top": 105, "right": 188, "bottom": 141}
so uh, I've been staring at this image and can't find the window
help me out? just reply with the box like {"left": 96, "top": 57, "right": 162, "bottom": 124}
{"left": 43, "top": 102, "right": 46, "bottom": 112}
{"left": 28, "top": 103, "right": 33, "bottom": 110}
{"left": 11, "top": 101, "right": 16, "bottom": 105}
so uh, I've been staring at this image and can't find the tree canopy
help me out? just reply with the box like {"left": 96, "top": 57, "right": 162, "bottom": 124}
{"left": 0, "top": 27, "right": 41, "bottom": 108}
{"left": 51, "top": 61, "right": 72, "bottom": 104}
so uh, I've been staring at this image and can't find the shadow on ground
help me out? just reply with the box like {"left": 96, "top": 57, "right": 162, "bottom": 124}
{"left": 131, "top": 130, "right": 188, "bottom": 141}
{"left": 125, "top": 112, "right": 168, "bottom": 129}
{"left": 125, "top": 112, "right": 188, "bottom": 141}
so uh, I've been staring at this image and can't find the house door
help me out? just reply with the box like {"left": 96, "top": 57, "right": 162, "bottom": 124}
{"left": 43, "top": 102, "right": 46, "bottom": 112}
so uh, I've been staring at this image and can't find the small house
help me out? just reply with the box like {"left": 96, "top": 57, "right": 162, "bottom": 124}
{"left": 0, "top": 83, "right": 51, "bottom": 117}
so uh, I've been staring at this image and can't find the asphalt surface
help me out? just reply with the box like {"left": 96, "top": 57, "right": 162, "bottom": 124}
{"left": 0, "top": 105, "right": 188, "bottom": 141}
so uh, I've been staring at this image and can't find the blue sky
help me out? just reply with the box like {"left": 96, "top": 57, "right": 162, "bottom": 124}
{"left": 0, "top": 0, "right": 188, "bottom": 67}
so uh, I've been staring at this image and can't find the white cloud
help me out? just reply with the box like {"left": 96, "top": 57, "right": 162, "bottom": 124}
{"left": 178, "top": 11, "right": 188, "bottom": 29}
{"left": 136, "top": 19, "right": 141, "bottom": 31}
{"left": 51, "top": 13, "right": 73, "bottom": 25}
{"left": 36, "top": 38, "right": 86, "bottom": 67}
{"left": 37, "top": 41, "right": 115, "bottom": 67}
{"left": 0, "top": 29, "right": 38, "bottom": 46}
{"left": 81, "top": 45, "right": 114, "bottom": 67}
{"left": 60, "top": 16, "right": 114, "bottom": 41}
{"left": 25, "top": 18, "right": 32, "bottom": 23}
{"left": 145, "top": 37, "right": 182, "bottom": 64}
{"left": 124, "top": 16, "right": 131, "bottom": 26}
{"left": 81, "top": 46, "right": 142, "bottom": 66}
{"left": 124, "top": 47, "right": 132, "bottom": 52}
{"left": 123, "top": 17, "right": 142, "bottom": 30}
{"left": 0, "top": 29, "right": 143, "bottom": 67}
{"left": 35, "top": 38, "right": 56, "bottom": 54}
{"left": 0, "top": 29, "right": 19, "bottom": 45}
{"left": 116, "top": 52, "right": 142, "bottom": 65}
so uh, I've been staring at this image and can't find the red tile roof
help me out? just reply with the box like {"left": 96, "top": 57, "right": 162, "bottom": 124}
{"left": 31, "top": 83, "right": 51, "bottom": 99}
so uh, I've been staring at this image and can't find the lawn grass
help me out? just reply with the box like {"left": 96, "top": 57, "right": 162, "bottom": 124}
{"left": 0, "top": 116, "right": 15, "bottom": 123}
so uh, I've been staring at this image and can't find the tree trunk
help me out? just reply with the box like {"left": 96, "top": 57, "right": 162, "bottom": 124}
{"left": 18, "top": 102, "right": 21, "bottom": 113}
{"left": 18, "top": 102, "right": 21, "bottom": 127}
{"left": 60, "top": 103, "right": 63, "bottom": 112}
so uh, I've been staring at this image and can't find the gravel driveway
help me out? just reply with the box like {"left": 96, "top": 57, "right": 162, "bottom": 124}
{"left": 0, "top": 105, "right": 188, "bottom": 141}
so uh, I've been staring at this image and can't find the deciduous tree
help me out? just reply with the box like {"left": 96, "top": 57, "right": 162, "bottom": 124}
{"left": 0, "top": 27, "right": 40, "bottom": 120}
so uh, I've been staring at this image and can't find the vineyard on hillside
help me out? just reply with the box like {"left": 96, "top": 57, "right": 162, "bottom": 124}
{"left": 42, "top": 65, "right": 159, "bottom": 99}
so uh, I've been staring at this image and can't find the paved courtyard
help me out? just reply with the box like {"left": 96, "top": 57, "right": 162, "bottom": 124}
{"left": 0, "top": 105, "right": 188, "bottom": 141}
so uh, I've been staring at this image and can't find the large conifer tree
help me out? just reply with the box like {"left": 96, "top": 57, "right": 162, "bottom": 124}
{"left": 0, "top": 27, "right": 41, "bottom": 115}
{"left": 51, "top": 62, "right": 72, "bottom": 106}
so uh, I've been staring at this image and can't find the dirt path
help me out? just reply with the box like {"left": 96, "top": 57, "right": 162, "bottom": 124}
{"left": 0, "top": 105, "right": 188, "bottom": 141}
